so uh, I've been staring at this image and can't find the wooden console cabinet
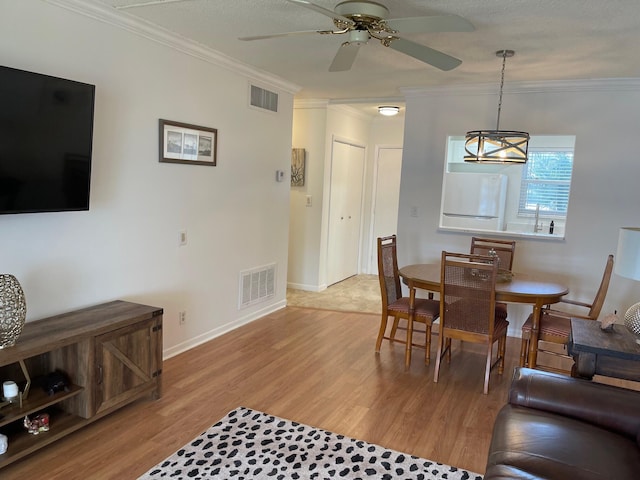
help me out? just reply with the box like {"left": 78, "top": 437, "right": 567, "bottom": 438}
{"left": 0, "top": 300, "right": 163, "bottom": 468}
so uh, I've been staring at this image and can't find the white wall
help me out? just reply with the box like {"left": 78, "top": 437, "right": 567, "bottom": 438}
{"left": 1, "top": 1, "right": 296, "bottom": 357}
{"left": 289, "top": 101, "right": 328, "bottom": 291}
{"left": 399, "top": 81, "right": 640, "bottom": 336}
{"left": 288, "top": 104, "right": 374, "bottom": 291}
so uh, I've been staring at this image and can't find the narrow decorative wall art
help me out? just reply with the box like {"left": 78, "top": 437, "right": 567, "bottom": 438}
{"left": 291, "top": 148, "right": 305, "bottom": 186}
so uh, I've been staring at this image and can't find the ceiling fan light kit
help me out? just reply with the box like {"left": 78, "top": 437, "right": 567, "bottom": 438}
{"left": 240, "top": 0, "right": 474, "bottom": 72}
{"left": 465, "top": 50, "right": 529, "bottom": 164}
{"left": 346, "top": 29, "right": 369, "bottom": 45}
{"left": 378, "top": 106, "right": 399, "bottom": 116}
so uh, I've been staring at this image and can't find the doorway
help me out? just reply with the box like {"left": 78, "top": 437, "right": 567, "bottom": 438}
{"left": 369, "top": 146, "right": 403, "bottom": 274}
{"left": 326, "top": 139, "right": 365, "bottom": 286}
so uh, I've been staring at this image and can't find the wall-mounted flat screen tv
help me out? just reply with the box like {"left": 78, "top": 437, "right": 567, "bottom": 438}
{"left": 0, "top": 65, "right": 95, "bottom": 214}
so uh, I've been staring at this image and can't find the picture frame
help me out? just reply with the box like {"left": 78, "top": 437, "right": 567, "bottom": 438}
{"left": 291, "top": 148, "right": 305, "bottom": 186}
{"left": 159, "top": 119, "right": 217, "bottom": 166}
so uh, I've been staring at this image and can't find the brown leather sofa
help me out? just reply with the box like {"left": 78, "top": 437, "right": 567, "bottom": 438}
{"left": 485, "top": 367, "right": 640, "bottom": 479}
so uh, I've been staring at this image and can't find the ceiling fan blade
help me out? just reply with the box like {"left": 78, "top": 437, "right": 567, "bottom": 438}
{"left": 388, "top": 38, "right": 461, "bottom": 71}
{"left": 329, "top": 43, "right": 361, "bottom": 72}
{"left": 239, "top": 30, "right": 333, "bottom": 41}
{"left": 286, "top": 0, "right": 354, "bottom": 25}
{"left": 385, "top": 14, "right": 474, "bottom": 34}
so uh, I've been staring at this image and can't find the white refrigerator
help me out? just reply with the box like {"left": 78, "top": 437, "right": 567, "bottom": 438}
{"left": 440, "top": 173, "right": 508, "bottom": 231}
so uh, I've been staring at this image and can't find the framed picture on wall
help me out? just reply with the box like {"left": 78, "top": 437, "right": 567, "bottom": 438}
{"left": 159, "top": 119, "right": 217, "bottom": 166}
{"left": 291, "top": 148, "right": 305, "bottom": 186}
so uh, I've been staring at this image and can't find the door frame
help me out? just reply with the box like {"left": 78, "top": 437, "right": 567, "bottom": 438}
{"left": 368, "top": 144, "right": 403, "bottom": 274}
{"left": 325, "top": 135, "right": 367, "bottom": 285}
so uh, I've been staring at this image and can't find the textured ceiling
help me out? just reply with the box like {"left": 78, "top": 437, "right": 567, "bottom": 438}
{"left": 95, "top": 0, "right": 640, "bottom": 103}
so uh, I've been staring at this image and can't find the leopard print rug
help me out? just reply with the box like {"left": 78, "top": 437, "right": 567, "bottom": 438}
{"left": 139, "top": 406, "right": 483, "bottom": 480}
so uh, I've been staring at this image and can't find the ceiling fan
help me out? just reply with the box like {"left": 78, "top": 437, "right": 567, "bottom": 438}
{"left": 239, "top": 0, "right": 474, "bottom": 72}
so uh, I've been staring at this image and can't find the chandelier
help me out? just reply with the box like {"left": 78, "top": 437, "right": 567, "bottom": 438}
{"left": 465, "top": 50, "right": 529, "bottom": 164}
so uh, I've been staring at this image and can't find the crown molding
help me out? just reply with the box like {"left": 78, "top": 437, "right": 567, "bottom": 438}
{"left": 294, "top": 99, "right": 330, "bottom": 109}
{"left": 401, "top": 78, "right": 640, "bottom": 98}
{"left": 45, "top": 0, "right": 301, "bottom": 95}
{"left": 293, "top": 100, "right": 374, "bottom": 120}
{"left": 329, "top": 104, "right": 372, "bottom": 120}
{"left": 329, "top": 96, "right": 405, "bottom": 105}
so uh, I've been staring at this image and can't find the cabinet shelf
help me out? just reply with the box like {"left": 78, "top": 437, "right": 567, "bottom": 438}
{"left": 0, "top": 408, "right": 86, "bottom": 468}
{"left": 0, "top": 385, "right": 83, "bottom": 429}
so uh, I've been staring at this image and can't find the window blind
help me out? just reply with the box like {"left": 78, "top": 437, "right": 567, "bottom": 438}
{"left": 518, "top": 149, "right": 574, "bottom": 217}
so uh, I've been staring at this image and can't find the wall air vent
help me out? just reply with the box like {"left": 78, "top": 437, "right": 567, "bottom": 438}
{"left": 250, "top": 84, "right": 278, "bottom": 112}
{"left": 239, "top": 263, "right": 276, "bottom": 309}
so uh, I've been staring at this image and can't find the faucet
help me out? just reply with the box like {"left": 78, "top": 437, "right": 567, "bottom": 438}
{"left": 534, "top": 204, "right": 543, "bottom": 233}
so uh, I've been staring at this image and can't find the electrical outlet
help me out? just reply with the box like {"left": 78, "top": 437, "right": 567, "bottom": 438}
{"left": 178, "top": 230, "right": 187, "bottom": 246}
{"left": 178, "top": 311, "right": 186, "bottom": 325}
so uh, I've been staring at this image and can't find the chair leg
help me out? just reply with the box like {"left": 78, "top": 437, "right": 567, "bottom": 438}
{"left": 390, "top": 317, "right": 400, "bottom": 341}
{"left": 405, "top": 317, "right": 414, "bottom": 369}
{"left": 375, "top": 313, "right": 389, "bottom": 352}
{"left": 519, "top": 335, "right": 530, "bottom": 367}
{"left": 484, "top": 342, "right": 492, "bottom": 394}
{"left": 434, "top": 330, "right": 444, "bottom": 383}
{"left": 498, "top": 334, "right": 507, "bottom": 375}
{"left": 424, "top": 323, "right": 432, "bottom": 365}
{"left": 446, "top": 338, "right": 452, "bottom": 363}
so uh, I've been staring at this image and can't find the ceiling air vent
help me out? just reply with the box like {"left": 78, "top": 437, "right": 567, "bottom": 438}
{"left": 239, "top": 263, "right": 276, "bottom": 309}
{"left": 250, "top": 84, "right": 278, "bottom": 113}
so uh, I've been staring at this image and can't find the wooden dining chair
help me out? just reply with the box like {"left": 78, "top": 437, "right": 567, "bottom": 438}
{"left": 519, "top": 254, "right": 614, "bottom": 373}
{"left": 470, "top": 237, "right": 516, "bottom": 319}
{"left": 375, "top": 235, "right": 440, "bottom": 368}
{"left": 470, "top": 237, "right": 516, "bottom": 271}
{"left": 434, "top": 251, "right": 509, "bottom": 394}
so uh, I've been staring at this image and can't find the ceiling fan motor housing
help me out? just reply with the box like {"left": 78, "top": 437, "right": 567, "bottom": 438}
{"left": 335, "top": 1, "right": 389, "bottom": 23}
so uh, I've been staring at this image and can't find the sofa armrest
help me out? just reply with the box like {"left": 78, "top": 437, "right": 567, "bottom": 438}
{"left": 509, "top": 367, "right": 640, "bottom": 441}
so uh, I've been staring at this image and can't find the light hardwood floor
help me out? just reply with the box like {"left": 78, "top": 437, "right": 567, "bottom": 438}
{"left": 2, "top": 307, "right": 522, "bottom": 479}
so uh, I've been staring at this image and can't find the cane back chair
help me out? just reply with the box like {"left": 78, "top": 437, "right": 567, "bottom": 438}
{"left": 519, "top": 254, "right": 614, "bottom": 373}
{"left": 375, "top": 235, "right": 440, "bottom": 368}
{"left": 434, "top": 251, "right": 509, "bottom": 394}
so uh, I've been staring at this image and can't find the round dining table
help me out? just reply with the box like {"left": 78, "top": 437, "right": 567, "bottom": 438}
{"left": 399, "top": 263, "right": 570, "bottom": 369}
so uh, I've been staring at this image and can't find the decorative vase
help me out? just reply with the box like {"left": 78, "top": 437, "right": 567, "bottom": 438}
{"left": 0, "top": 274, "right": 27, "bottom": 348}
{"left": 624, "top": 302, "right": 640, "bottom": 343}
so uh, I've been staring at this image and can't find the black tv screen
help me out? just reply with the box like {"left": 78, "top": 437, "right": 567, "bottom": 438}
{"left": 0, "top": 66, "right": 95, "bottom": 214}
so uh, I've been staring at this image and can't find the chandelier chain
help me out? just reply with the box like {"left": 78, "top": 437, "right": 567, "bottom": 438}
{"left": 496, "top": 51, "right": 508, "bottom": 130}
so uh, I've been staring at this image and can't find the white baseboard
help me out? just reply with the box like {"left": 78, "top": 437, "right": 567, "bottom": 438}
{"left": 162, "top": 299, "right": 287, "bottom": 360}
{"left": 286, "top": 282, "right": 327, "bottom": 292}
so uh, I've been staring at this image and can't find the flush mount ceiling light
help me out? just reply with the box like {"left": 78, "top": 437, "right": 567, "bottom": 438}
{"left": 378, "top": 106, "right": 400, "bottom": 116}
{"left": 465, "top": 50, "right": 529, "bottom": 164}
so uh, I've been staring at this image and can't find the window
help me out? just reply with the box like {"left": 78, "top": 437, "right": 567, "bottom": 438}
{"left": 440, "top": 134, "right": 575, "bottom": 237}
{"left": 518, "top": 149, "right": 574, "bottom": 218}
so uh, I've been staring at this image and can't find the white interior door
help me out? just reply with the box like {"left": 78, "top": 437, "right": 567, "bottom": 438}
{"left": 370, "top": 147, "right": 402, "bottom": 273}
{"left": 327, "top": 140, "right": 365, "bottom": 286}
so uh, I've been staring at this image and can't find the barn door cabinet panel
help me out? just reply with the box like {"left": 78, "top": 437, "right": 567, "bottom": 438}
{"left": 0, "top": 300, "right": 163, "bottom": 469}
{"left": 94, "top": 316, "right": 163, "bottom": 415}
